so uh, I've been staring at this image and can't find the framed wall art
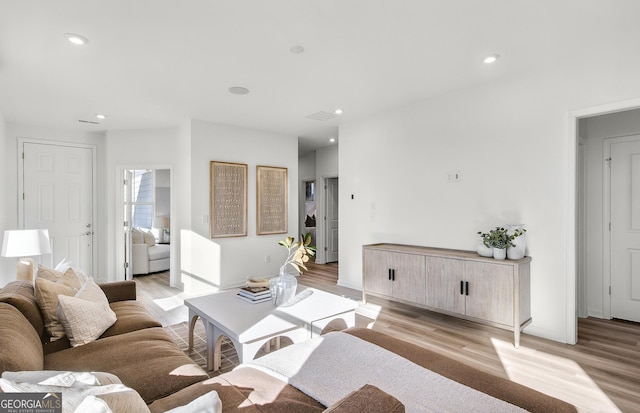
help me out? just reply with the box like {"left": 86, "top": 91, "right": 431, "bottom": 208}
{"left": 256, "top": 165, "right": 288, "bottom": 235}
{"left": 210, "top": 161, "right": 247, "bottom": 238}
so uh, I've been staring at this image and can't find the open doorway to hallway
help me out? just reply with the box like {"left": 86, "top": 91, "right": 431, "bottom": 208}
{"left": 119, "top": 168, "right": 173, "bottom": 288}
{"left": 577, "top": 107, "right": 640, "bottom": 328}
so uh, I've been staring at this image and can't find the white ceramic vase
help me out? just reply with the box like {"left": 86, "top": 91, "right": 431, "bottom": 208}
{"left": 506, "top": 224, "right": 526, "bottom": 260}
{"left": 493, "top": 247, "right": 507, "bottom": 260}
{"left": 476, "top": 243, "right": 493, "bottom": 258}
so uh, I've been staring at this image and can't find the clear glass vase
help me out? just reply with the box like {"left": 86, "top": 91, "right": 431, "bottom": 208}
{"left": 269, "top": 265, "right": 298, "bottom": 306}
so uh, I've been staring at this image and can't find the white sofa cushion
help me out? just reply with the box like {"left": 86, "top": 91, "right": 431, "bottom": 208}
{"left": 148, "top": 244, "right": 170, "bottom": 261}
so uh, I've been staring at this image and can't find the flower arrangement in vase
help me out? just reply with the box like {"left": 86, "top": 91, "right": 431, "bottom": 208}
{"left": 477, "top": 226, "right": 526, "bottom": 260}
{"left": 270, "top": 233, "right": 316, "bottom": 306}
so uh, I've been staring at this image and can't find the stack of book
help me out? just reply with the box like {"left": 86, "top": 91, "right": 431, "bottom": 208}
{"left": 237, "top": 286, "right": 272, "bottom": 304}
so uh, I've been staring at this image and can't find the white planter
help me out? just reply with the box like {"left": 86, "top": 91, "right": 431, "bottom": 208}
{"left": 506, "top": 224, "right": 526, "bottom": 260}
{"left": 493, "top": 247, "right": 507, "bottom": 260}
{"left": 476, "top": 243, "right": 493, "bottom": 257}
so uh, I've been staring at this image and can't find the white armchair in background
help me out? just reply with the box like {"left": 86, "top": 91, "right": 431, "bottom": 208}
{"left": 131, "top": 228, "right": 170, "bottom": 275}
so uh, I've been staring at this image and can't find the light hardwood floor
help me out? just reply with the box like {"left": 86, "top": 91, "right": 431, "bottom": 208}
{"left": 135, "top": 263, "right": 640, "bottom": 413}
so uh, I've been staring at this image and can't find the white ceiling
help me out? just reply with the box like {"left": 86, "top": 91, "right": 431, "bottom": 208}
{"left": 0, "top": 1, "right": 638, "bottom": 154}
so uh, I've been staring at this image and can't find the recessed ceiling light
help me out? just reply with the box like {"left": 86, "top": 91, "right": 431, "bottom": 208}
{"left": 334, "top": 108, "right": 343, "bottom": 115}
{"left": 290, "top": 45, "right": 305, "bottom": 54}
{"left": 483, "top": 54, "right": 500, "bottom": 64}
{"left": 329, "top": 138, "right": 336, "bottom": 143}
{"left": 228, "top": 86, "right": 250, "bottom": 95}
{"left": 95, "top": 114, "right": 107, "bottom": 120}
{"left": 64, "top": 33, "right": 89, "bottom": 45}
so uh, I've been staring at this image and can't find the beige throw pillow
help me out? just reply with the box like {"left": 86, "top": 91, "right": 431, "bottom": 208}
{"left": 57, "top": 295, "right": 117, "bottom": 347}
{"left": 142, "top": 230, "right": 155, "bottom": 246}
{"left": 131, "top": 228, "right": 144, "bottom": 244}
{"left": 56, "top": 277, "right": 116, "bottom": 347}
{"left": 37, "top": 265, "right": 84, "bottom": 290}
{"left": 34, "top": 277, "right": 77, "bottom": 340}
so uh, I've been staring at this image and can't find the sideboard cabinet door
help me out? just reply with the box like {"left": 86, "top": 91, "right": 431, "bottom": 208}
{"left": 363, "top": 249, "right": 393, "bottom": 297}
{"left": 425, "top": 256, "right": 465, "bottom": 314}
{"left": 391, "top": 253, "right": 426, "bottom": 305}
{"left": 363, "top": 248, "right": 425, "bottom": 304}
{"left": 464, "top": 261, "right": 514, "bottom": 326}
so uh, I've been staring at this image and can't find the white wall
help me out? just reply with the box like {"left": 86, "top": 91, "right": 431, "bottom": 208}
{"left": 314, "top": 145, "right": 339, "bottom": 264}
{"left": 184, "top": 119, "right": 298, "bottom": 293}
{"left": 582, "top": 109, "right": 640, "bottom": 318}
{"left": 0, "top": 112, "right": 7, "bottom": 279}
{"left": 339, "top": 61, "right": 640, "bottom": 343}
{"left": 298, "top": 152, "right": 316, "bottom": 181}
{"left": 0, "top": 123, "right": 105, "bottom": 285}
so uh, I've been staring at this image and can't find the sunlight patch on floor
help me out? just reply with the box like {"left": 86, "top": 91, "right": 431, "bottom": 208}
{"left": 152, "top": 286, "right": 217, "bottom": 312}
{"left": 357, "top": 302, "right": 381, "bottom": 329}
{"left": 152, "top": 292, "right": 201, "bottom": 311}
{"left": 491, "top": 337, "right": 621, "bottom": 413}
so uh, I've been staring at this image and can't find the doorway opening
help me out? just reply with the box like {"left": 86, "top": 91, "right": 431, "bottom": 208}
{"left": 574, "top": 102, "right": 640, "bottom": 343}
{"left": 577, "top": 109, "right": 640, "bottom": 325}
{"left": 302, "top": 180, "right": 317, "bottom": 253}
{"left": 118, "top": 167, "right": 173, "bottom": 288}
{"left": 325, "top": 177, "right": 339, "bottom": 263}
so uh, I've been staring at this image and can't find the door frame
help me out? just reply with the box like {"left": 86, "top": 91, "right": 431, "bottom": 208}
{"left": 325, "top": 177, "right": 339, "bottom": 263}
{"left": 568, "top": 97, "right": 640, "bottom": 345}
{"left": 17, "top": 137, "right": 98, "bottom": 275}
{"left": 299, "top": 178, "right": 316, "bottom": 246}
{"left": 603, "top": 134, "right": 640, "bottom": 320}
{"left": 314, "top": 175, "right": 338, "bottom": 264}
{"left": 115, "top": 165, "right": 175, "bottom": 286}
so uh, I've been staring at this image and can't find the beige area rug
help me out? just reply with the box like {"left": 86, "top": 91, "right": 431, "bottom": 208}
{"left": 164, "top": 320, "right": 239, "bottom": 377}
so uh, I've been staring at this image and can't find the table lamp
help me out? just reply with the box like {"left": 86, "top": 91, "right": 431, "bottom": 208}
{"left": 1, "top": 229, "right": 52, "bottom": 282}
{"left": 152, "top": 216, "right": 170, "bottom": 243}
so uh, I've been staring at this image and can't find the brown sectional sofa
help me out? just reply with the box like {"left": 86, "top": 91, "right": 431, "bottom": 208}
{"left": 0, "top": 280, "right": 209, "bottom": 405}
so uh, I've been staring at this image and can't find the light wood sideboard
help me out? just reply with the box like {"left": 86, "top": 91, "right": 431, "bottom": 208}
{"left": 362, "top": 243, "right": 531, "bottom": 348}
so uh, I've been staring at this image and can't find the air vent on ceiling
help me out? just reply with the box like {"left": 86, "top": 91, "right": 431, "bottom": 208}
{"left": 306, "top": 111, "right": 337, "bottom": 121}
{"left": 78, "top": 119, "right": 100, "bottom": 125}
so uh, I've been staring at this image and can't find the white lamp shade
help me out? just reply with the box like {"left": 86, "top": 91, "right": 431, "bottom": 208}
{"left": 1, "top": 229, "right": 52, "bottom": 257}
{"left": 153, "top": 216, "right": 170, "bottom": 228}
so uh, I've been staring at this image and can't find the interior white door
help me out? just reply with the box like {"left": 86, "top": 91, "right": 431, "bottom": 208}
{"left": 610, "top": 137, "right": 640, "bottom": 322}
{"left": 23, "top": 142, "right": 93, "bottom": 274}
{"left": 326, "top": 177, "right": 339, "bottom": 263}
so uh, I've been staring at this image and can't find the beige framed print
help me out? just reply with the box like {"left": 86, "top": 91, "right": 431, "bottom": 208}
{"left": 257, "top": 165, "right": 288, "bottom": 235}
{"left": 210, "top": 161, "right": 248, "bottom": 238}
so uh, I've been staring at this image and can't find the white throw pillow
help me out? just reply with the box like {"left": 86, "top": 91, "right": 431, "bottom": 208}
{"left": 54, "top": 257, "right": 73, "bottom": 273}
{"left": 76, "top": 276, "right": 111, "bottom": 306}
{"left": 53, "top": 258, "right": 89, "bottom": 284}
{"left": 57, "top": 295, "right": 117, "bottom": 347}
{"left": 166, "top": 390, "right": 222, "bottom": 413}
{"left": 2, "top": 371, "right": 122, "bottom": 387}
{"left": 0, "top": 379, "right": 149, "bottom": 413}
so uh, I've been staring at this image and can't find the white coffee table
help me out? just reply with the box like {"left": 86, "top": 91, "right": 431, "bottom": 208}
{"left": 184, "top": 286, "right": 358, "bottom": 371}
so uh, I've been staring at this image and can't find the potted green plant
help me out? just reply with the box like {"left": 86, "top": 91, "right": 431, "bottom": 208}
{"left": 477, "top": 226, "right": 525, "bottom": 260}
